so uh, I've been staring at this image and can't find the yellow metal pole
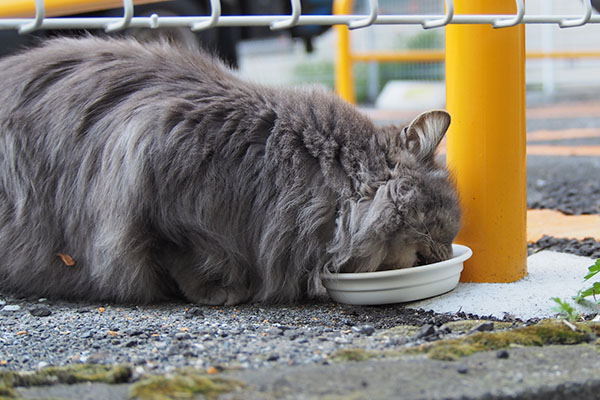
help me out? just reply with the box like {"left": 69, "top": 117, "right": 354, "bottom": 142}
{"left": 446, "top": 0, "right": 527, "bottom": 282}
{"left": 333, "top": 0, "right": 355, "bottom": 104}
{"left": 0, "top": 0, "right": 165, "bottom": 18}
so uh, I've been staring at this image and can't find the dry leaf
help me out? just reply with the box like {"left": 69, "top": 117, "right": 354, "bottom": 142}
{"left": 106, "top": 330, "right": 119, "bottom": 337}
{"left": 57, "top": 253, "right": 75, "bottom": 266}
{"left": 16, "top": 331, "right": 28, "bottom": 335}
{"left": 0, "top": 360, "right": 7, "bottom": 365}
{"left": 206, "top": 366, "right": 220, "bottom": 375}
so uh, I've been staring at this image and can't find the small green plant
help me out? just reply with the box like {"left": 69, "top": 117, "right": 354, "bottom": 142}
{"left": 551, "top": 257, "right": 600, "bottom": 320}
{"left": 551, "top": 297, "right": 581, "bottom": 322}
{"left": 575, "top": 258, "right": 600, "bottom": 304}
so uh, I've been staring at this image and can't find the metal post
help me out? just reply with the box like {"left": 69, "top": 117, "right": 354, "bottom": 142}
{"left": 334, "top": 0, "right": 355, "bottom": 104}
{"left": 445, "top": 0, "right": 527, "bottom": 282}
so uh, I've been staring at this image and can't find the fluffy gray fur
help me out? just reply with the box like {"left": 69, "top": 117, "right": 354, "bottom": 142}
{"left": 0, "top": 37, "right": 460, "bottom": 305}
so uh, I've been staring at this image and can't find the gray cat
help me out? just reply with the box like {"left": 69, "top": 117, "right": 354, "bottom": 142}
{"left": 0, "top": 37, "right": 460, "bottom": 305}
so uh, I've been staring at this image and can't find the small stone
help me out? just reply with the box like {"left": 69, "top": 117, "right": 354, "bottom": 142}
{"left": 37, "top": 361, "right": 49, "bottom": 369}
{"left": 456, "top": 365, "right": 469, "bottom": 374}
{"left": 352, "top": 324, "right": 375, "bottom": 336}
{"left": 80, "top": 331, "right": 93, "bottom": 339}
{"left": 125, "top": 340, "right": 138, "bottom": 348}
{"left": 267, "top": 353, "right": 280, "bottom": 362}
{"left": 416, "top": 324, "right": 436, "bottom": 338}
{"left": 360, "top": 325, "right": 375, "bottom": 336}
{"left": 310, "top": 355, "right": 324, "bottom": 363}
{"left": 275, "top": 325, "right": 293, "bottom": 331}
{"left": 155, "top": 342, "right": 168, "bottom": 350}
{"left": 2, "top": 305, "right": 21, "bottom": 312}
{"left": 175, "top": 332, "right": 191, "bottom": 340}
{"left": 29, "top": 305, "right": 52, "bottom": 317}
{"left": 496, "top": 349, "right": 510, "bottom": 359}
{"left": 193, "top": 343, "right": 205, "bottom": 351}
{"left": 334, "top": 337, "right": 350, "bottom": 344}
{"left": 471, "top": 322, "right": 494, "bottom": 333}
{"left": 184, "top": 307, "right": 204, "bottom": 319}
{"left": 264, "top": 327, "right": 283, "bottom": 336}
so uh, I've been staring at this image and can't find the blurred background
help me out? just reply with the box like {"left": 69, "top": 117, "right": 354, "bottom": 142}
{"left": 239, "top": 0, "right": 600, "bottom": 108}
{"left": 1, "top": 0, "right": 600, "bottom": 107}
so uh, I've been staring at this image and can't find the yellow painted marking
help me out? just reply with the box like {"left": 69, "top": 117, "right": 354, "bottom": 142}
{"left": 527, "top": 128, "right": 600, "bottom": 142}
{"left": 528, "top": 210, "right": 600, "bottom": 242}
{"left": 526, "top": 145, "right": 600, "bottom": 156}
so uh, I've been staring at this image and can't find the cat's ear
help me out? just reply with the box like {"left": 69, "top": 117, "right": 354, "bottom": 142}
{"left": 400, "top": 110, "right": 450, "bottom": 162}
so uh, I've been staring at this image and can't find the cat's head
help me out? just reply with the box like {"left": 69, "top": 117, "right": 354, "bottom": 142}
{"left": 327, "top": 110, "right": 461, "bottom": 273}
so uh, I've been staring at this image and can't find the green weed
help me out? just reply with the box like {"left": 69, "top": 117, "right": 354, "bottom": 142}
{"left": 552, "top": 297, "right": 582, "bottom": 322}
{"left": 576, "top": 258, "right": 600, "bottom": 305}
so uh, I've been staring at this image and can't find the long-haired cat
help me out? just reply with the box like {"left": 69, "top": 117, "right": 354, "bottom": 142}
{"left": 0, "top": 37, "right": 460, "bottom": 305}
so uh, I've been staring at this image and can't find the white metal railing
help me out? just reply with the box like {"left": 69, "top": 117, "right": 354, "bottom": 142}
{"left": 1, "top": 0, "right": 600, "bottom": 33}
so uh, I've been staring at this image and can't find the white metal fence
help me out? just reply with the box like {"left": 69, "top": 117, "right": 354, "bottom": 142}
{"left": 2, "top": 0, "right": 600, "bottom": 99}
{"left": 1, "top": 0, "right": 600, "bottom": 34}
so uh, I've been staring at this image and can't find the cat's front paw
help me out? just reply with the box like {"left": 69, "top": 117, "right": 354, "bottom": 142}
{"left": 188, "top": 288, "right": 250, "bottom": 306}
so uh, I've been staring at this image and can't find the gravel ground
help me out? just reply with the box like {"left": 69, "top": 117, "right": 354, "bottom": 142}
{"left": 0, "top": 295, "right": 506, "bottom": 374}
{"left": 527, "top": 156, "right": 600, "bottom": 215}
{"left": 528, "top": 236, "right": 600, "bottom": 259}
{"left": 528, "top": 176, "right": 600, "bottom": 215}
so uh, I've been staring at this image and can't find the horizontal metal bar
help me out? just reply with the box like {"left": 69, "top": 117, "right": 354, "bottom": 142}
{"left": 351, "top": 50, "right": 600, "bottom": 63}
{"left": 525, "top": 51, "right": 600, "bottom": 59}
{"left": 351, "top": 50, "right": 446, "bottom": 63}
{"left": 2, "top": 14, "right": 600, "bottom": 31}
{"left": 0, "top": 0, "right": 164, "bottom": 18}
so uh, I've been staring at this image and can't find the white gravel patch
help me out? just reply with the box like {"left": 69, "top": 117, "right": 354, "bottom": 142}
{"left": 408, "top": 251, "right": 598, "bottom": 320}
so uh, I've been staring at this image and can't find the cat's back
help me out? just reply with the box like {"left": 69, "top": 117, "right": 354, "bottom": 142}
{"left": 0, "top": 36, "right": 241, "bottom": 109}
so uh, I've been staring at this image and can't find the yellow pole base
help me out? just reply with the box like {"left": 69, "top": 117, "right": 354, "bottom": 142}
{"left": 446, "top": 0, "right": 527, "bottom": 283}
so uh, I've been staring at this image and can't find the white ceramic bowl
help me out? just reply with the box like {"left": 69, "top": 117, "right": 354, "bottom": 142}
{"left": 320, "top": 244, "right": 472, "bottom": 305}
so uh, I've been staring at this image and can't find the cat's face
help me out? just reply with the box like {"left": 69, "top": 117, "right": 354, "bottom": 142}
{"left": 328, "top": 110, "right": 461, "bottom": 273}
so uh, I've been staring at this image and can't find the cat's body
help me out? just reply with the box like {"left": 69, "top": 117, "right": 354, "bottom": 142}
{"left": 0, "top": 37, "right": 460, "bottom": 305}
